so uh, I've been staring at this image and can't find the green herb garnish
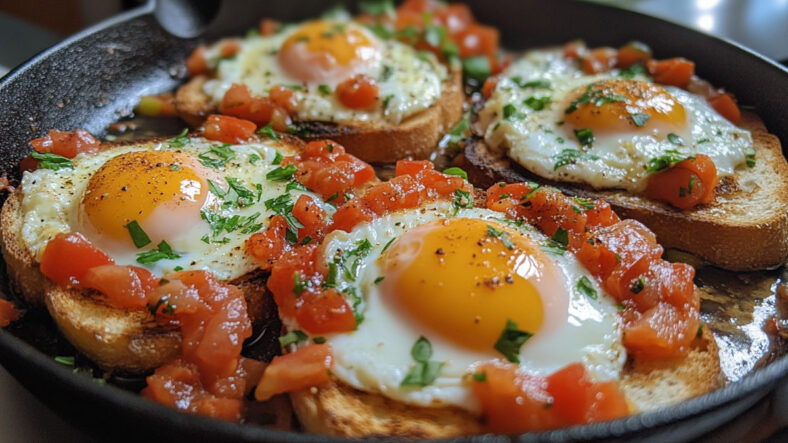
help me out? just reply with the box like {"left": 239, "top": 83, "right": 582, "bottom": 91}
{"left": 136, "top": 241, "right": 180, "bottom": 265}
{"left": 442, "top": 167, "right": 468, "bottom": 180}
{"left": 577, "top": 276, "right": 598, "bottom": 300}
{"left": 278, "top": 330, "right": 308, "bottom": 347}
{"left": 494, "top": 319, "right": 532, "bottom": 363}
{"left": 125, "top": 220, "right": 151, "bottom": 248}
{"left": 400, "top": 336, "right": 444, "bottom": 387}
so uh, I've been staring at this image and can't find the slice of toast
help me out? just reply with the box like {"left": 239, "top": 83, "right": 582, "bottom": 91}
{"left": 175, "top": 71, "right": 464, "bottom": 164}
{"left": 0, "top": 136, "right": 296, "bottom": 371}
{"left": 290, "top": 326, "right": 722, "bottom": 438}
{"left": 458, "top": 112, "right": 788, "bottom": 271}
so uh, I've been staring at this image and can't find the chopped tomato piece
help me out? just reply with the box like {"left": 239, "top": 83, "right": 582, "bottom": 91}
{"left": 456, "top": 23, "right": 499, "bottom": 67}
{"left": 136, "top": 93, "right": 177, "bottom": 117}
{"left": 708, "top": 93, "right": 741, "bottom": 125}
{"left": 203, "top": 114, "right": 256, "bottom": 144}
{"left": 473, "top": 361, "right": 628, "bottom": 433}
{"left": 292, "top": 195, "right": 329, "bottom": 243}
{"left": 268, "top": 85, "right": 297, "bottom": 114}
{"left": 0, "top": 299, "right": 19, "bottom": 327}
{"left": 282, "top": 140, "right": 376, "bottom": 205}
{"left": 647, "top": 57, "right": 695, "bottom": 88}
{"left": 482, "top": 76, "right": 498, "bottom": 100}
{"left": 29, "top": 129, "right": 100, "bottom": 159}
{"left": 82, "top": 265, "right": 158, "bottom": 309}
{"left": 40, "top": 232, "right": 114, "bottom": 287}
{"left": 581, "top": 47, "right": 617, "bottom": 74}
{"left": 219, "top": 39, "right": 241, "bottom": 58}
{"left": 259, "top": 18, "right": 280, "bottom": 36}
{"left": 395, "top": 159, "right": 433, "bottom": 177}
{"left": 563, "top": 40, "right": 587, "bottom": 59}
{"left": 186, "top": 46, "right": 208, "bottom": 77}
{"left": 336, "top": 75, "right": 379, "bottom": 110}
{"left": 246, "top": 216, "right": 289, "bottom": 270}
{"left": 295, "top": 289, "right": 357, "bottom": 334}
{"left": 616, "top": 41, "right": 652, "bottom": 68}
{"left": 644, "top": 154, "right": 717, "bottom": 209}
{"left": 143, "top": 359, "right": 243, "bottom": 421}
{"left": 255, "top": 344, "right": 333, "bottom": 401}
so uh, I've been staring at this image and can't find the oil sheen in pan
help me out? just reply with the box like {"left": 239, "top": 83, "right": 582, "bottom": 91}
{"left": 9, "top": 113, "right": 788, "bottom": 405}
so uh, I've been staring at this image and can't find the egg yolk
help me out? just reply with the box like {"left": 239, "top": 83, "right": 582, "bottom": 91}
{"left": 562, "top": 79, "right": 686, "bottom": 135}
{"left": 81, "top": 151, "right": 213, "bottom": 247}
{"left": 278, "top": 21, "right": 378, "bottom": 83}
{"left": 381, "top": 218, "right": 567, "bottom": 353}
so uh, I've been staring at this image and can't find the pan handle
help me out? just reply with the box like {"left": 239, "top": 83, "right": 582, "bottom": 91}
{"left": 153, "top": 0, "right": 222, "bottom": 38}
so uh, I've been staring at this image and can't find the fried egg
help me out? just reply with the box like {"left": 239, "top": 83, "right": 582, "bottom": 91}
{"left": 478, "top": 48, "right": 753, "bottom": 192}
{"left": 286, "top": 202, "right": 625, "bottom": 412}
{"left": 201, "top": 19, "right": 448, "bottom": 126}
{"left": 20, "top": 137, "right": 332, "bottom": 280}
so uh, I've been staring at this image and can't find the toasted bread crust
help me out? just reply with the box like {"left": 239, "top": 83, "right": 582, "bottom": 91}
{"left": 175, "top": 72, "right": 464, "bottom": 163}
{"left": 290, "top": 327, "right": 722, "bottom": 438}
{"left": 459, "top": 112, "right": 788, "bottom": 271}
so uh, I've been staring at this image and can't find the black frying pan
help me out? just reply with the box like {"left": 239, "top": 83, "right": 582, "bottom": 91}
{"left": 0, "top": 1, "right": 786, "bottom": 441}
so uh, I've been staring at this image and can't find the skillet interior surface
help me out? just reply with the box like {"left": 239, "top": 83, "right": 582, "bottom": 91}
{"left": 0, "top": 0, "right": 786, "bottom": 441}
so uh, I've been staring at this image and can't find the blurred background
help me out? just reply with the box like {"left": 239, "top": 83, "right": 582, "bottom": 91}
{"left": 0, "top": 0, "right": 787, "bottom": 78}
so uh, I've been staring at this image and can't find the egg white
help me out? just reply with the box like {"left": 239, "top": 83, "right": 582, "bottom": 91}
{"left": 478, "top": 48, "right": 753, "bottom": 192}
{"left": 201, "top": 20, "right": 448, "bottom": 127}
{"left": 286, "top": 201, "right": 625, "bottom": 412}
{"left": 19, "top": 137, "right": 332, "bottom": 280}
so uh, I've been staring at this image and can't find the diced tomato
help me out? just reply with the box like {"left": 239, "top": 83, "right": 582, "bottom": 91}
{"left": 295, "top": 289, "right": 357, "bottom": 334}
{"left": 219, "top": 39, "right": 241, "bottom": 58}
{"left": 562, "top": 40, "right": 587, "bottom": 59}
{"left": 29, "top": 129, "right": 100, "bottom": 159}
{"left": 616, "top": 41, "right": 652, "bottom": 68}
{"left": 336, "top": 75, "right": 379, "bottom": 110}
{"left": 456, "top": 23, "right": 499, "bottom": 65}
{"left": 255, "top": 344, "right": 333, "bottom": 401}
{"left": 259, "top": 18, "right": 280, "bottom": 36}
{"left": 0, "top": 299, "right": 19, "bottom": 327}
{"left": 268, "top": 85, "right": 297, "bottom": 114}
{"left": 647, "top": 57, "right": 695, "bottom": 88}
{"left": 143, "top": 358, "right": 243, "bottom": 422}
{"left": 186, "top": 46, "right": 208, "bottom": 77}
{"left": 40, "top": 232, "right": 114, "bottom": 287}
{"left": 82, "top": 265, "right": 158, "bottom": 309}
{"left": 395, "top": 159, "right": 433, "bottom": 177}
{"left": 644, "top": 154, "right": 718, "bottom": 209}
{"left": 708, "top": 93, "right": 741, "bottom": 125}
{"left": 282, "top": 140, "right": 376, "bottom": 205}
{"left": 292, "top": 195, "right": 329, "bottom": 243}
{"left": 472, "top": 361, "right": 558, "bottom": 433}
{"left": 473, "top": 361, "right": 628, "bottom": 433}
{"left": 245, "top": 216, "right": 289, "bottom": 270}
{"left": 622, "top": 301, "right": 700, "bottom": 360}
{"left": 203, "top": 114, "right": 256, "bottom": 144}
{"left": 438, "top": 3, "right": 474, "bottom": 34}
{"left": 482, "top": 75, "right": 498, "bottom": 100}
{"left": 581, "top": 47, "right": 617, "bottom": 74}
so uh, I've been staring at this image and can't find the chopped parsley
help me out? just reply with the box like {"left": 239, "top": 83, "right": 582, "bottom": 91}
{"left": 444, "top": 111, "right": 471, "bottom": 150}
{"left": 541, "top": 240, "right": 567, "bottom": 255}
{"left": 462, "top": 55, "right": 491, "bottom": 85}
{"left": 472, "top": 371, "right": 487, "bottom": 382}
{"left": 166, "top": 128, "right": 189, "bottom": 148}
{"left": 577, "top": 276, "right": 598, "bottom": 300}
{"left": 272, "top": 151, "right": 283, "bottom": 165}
{"left": 30, "top": 151, "right": 73, "bottom": 170}
{"left": 688, "top": 176, "right": 696, "bottom": 192}
{"left": 494, "top": 319, "right": 533, "bottom": 363}
{"left": 523, "top": 95, "right": 551, "bottom": 111}
{"left": 374, "top": 276, "right": 385, "bottom": 285}
{"left": 136, "top": 241, "right": 180, "bottom": 265}
{"left": 551, "top": 227, "right": 569, "bottom": 247}
{"left": 257, "top": 122, "right": 280, "bottom": 140}
{"left": 511, "top": 77, "right": 551, "bottom": 89}
{"left": 572, "top": 197, "right": 595, "bottom": 210}
{"left": 381, "top": 237, "right": 396, "bottom": 253}
{"left": 574, "top": 128, "right": 594, "bottom": 146}
{"left": 619, "top": 62, "right": 647, "bottom": 79}
{"left": 208, "top": 177, "right": 261, "bottom": 208}
{"left": 359, "top": 0, "right": 395, "bottom": 17}
{"left": 278, "top": 330, "right": 308, "bottom": 347}
{"left": 264, "top": 193, "right": 303, "bottom": 243}
{"left": 646, "top": 149, "right": 693, "bottom": 173}
{"left": 201, "top": 210, "right": 262, "bottom": 239}
{"left": 452, "top": 188, "right": 474, "bottom": 215}
{"left": 266, "top": 165, "right": 297, "bottom": 181}
{"left": 629, "top": 113, "right": 650, "bottom": 127}
{"left": 54, "top": 356, "right": 75, "bottom": 366}
{"left": 124, "top": 220, "right": 151, "bottom": 248}
{"left": 746, "top": 151, "right": 756, "bottom": 168}
{"left": 565, "top": 82, "right": 626, "bottom": 114}
{"left": 248, "top": 153, "right": 261, "bottom": 164}
{"left": 400, "top": 336, "right": 444, "bottom": 387}
{"left": 486, "top": 224, "right": 514, "bottom": 250}
{"left": 553, "top": 148, "right": 598, "bottom": 170}
{"left": 382, "top": 94, "right": 394, "bottom": 111}
{"left": 442, "top": 167, "right": 468, "bottom": 180}
{"left": 317, "top": 84, "right": 331, "bottom": 95}
{"left": 503, "top": 103, "right": 518, "bottom": 120}
{"left": 198, "top": 143, "right": 235, "bottom": 169}
{"left": 312, "top": 337, "right": 327, "bottom": 344}
{"left": 379, "top": 64, "right": 394, "bottom": 82}
{"left": 630, "top": 277, "right": 645, "bottom": 294}
{"left": 667, "top": 133, "right": 684, "bottom": 145}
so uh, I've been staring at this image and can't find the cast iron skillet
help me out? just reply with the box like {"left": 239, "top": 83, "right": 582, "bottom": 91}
{"left": 0, "top": 0, "right": 786, "bottom": 441}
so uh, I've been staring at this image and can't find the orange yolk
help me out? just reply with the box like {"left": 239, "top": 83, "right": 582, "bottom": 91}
{"left": 81, "top": 151, "right": 213, "bottom": 247}
{"left": 278, "top": 21, "right": 378, "bottom": 83}
{"left": 563, "top": 79, "right": 686, "bottom": 135}
{"left": 380, "top": 218, "right": 565, "bottom": 353}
